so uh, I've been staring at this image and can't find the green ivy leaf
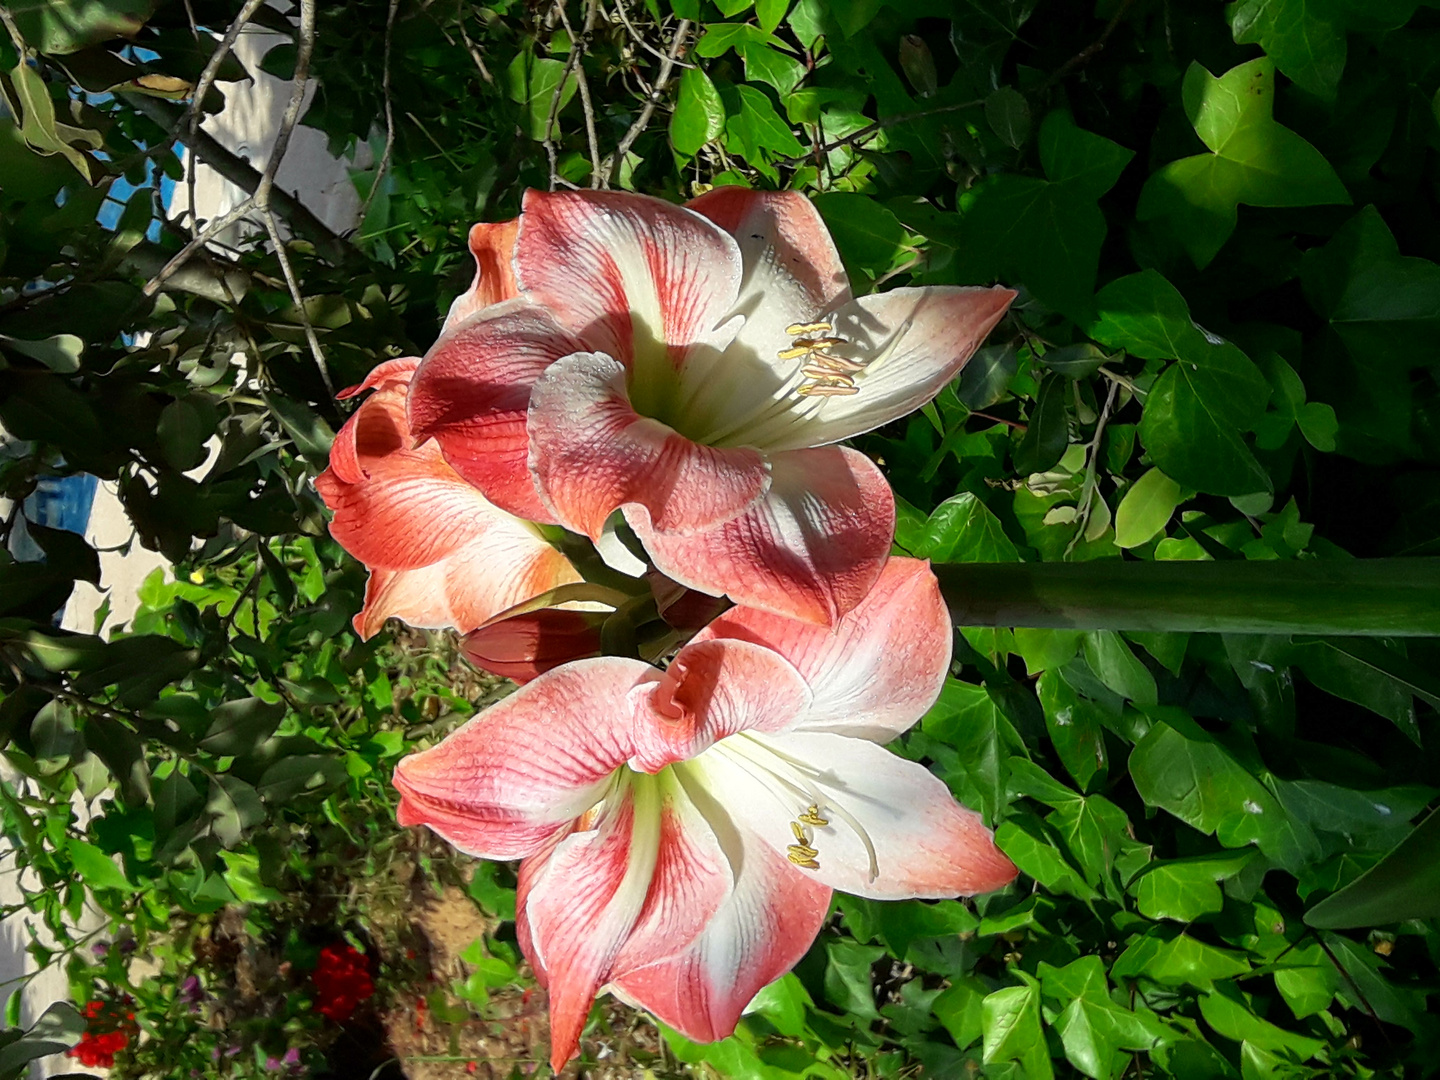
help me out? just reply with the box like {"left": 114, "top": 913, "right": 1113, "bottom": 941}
{"left": 1082, "top": 631, "right": 1157, "bottom": 706}
{"left": 1305, "top": 808, "right": 1440, "bottom": 927}
{"left": 1129, "top": 713, "right": 1320, "bottom": 871}
{"left": 1037, "top": 669, "right": 1108, "bottom": 791}
{"left": 1197, "top": 984, "right": 1327, "bottom": 1062}
{"left": 1111, "top": 929, "right": 1251, "bottom": 991}
{"left": 812, "top": 192, "right": 914, "bottom": 283}
{"left": 1301, "top": 205, "right": 1440, "bottom": 372}
{"left": 1137, "top": 58, "right": 1350, "bottom": 267}
{"left": 1085, "top": 270, "right": 1276, "bottom": 495}
{"left": 952, "top": 112, "right": 1133, "bottom": 319}
{"left": 982, "top": 979, "right": 1055, "bottom": 1080}
{"left": 1127, "top": 851, "right": 1254, "bottom": 922}
{"left": 909, "top": 492, "right": 1020, "bottom": 563}
{"left": 1227, "top": 0, "right": 1347, "bottom": 98}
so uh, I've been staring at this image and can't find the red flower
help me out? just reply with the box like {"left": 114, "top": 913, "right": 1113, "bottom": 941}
{"left": 312, "top": 944, "right": 375, "bottom": 1023}
{"left": 66, "top": 999, "right": 135, "bottom": 1069}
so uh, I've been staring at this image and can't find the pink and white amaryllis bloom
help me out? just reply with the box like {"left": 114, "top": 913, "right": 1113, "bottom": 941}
{"left": 315, "top": 357, "right": 582, "bottom": 639}
{"left": 408, "top": 188, "right": 1015, "bottom": 626}
{"left": 392, "top": 558, "right": 1017, "bottom": 1069}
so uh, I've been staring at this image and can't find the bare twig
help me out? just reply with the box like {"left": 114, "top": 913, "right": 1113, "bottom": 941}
{"left": 1065, "top": 378, "right": 1120, "bottom": 557}
{"left": 611, "top": 0, "right": 694, "bottom": 69}
{"left": 607, "top": 18, "right": 692, "bottom": 186}
{"left": 143, "top": 0, "right": 323, "bottom": 301}
{"left": 184, "top": 0, "right": 268, "bottom": 237}
{"left": 358, "top": 0, "right": 400, "bottom": 225}
{"left": 541, "top": 0, "right": 586, "bottom": 190}
{"left": 554, "top": 0, "right": 604, "bottom": 187}
{"left": 456, "top": 16, "right": 495, "bottom": 84}
{"left": 782, "top": 98, "right": 984, "bottom": 165}
{"left": 130, "top": 95, "right": 352, "bottom": 265}
{"left": 261, "top": 210, "right": 334, "bottom": 396}
{"left": 1036, "top": 0, "right": 1138, "bottom": 94}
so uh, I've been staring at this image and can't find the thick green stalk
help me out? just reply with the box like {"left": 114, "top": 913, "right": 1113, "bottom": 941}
{"left": 934, "top": 559, "right": 1440, "bottom": 636}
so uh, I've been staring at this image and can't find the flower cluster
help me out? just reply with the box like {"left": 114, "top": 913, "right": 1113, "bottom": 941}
{"left": 67, "top": 999, "right": 135, "bottom": 1069}
{"left": 311, "top": 943, "right": 375, "bottom": 1023}
{"left": 318, "top": 187, "right": 1018, "bottom": 1069}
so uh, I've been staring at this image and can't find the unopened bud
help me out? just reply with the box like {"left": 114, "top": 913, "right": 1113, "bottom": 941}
{"left": 460, "top": 610, "right": 604, "bottom": 684}
{"left": 899, "top": 36, "right": 937, "bottom": 99}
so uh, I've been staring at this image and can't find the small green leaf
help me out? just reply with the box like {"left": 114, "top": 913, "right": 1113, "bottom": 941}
{"left": 65, "top": 837, "right": 131, "bottom": 891}
{"left": 1015, "top": 374, "right": 1069, "bottom": 475}
{"left": 985, "top": 87, "right": 1030, "bottom": 149}
{"left": 1114, "top": 468, "right": 1183, "bottom": 549}
{"left": 1082, "top": 631, "right": 1157, "bottom": 705}
{"left": 0, "top": 332, "right": 84, "bottom": 372}
{"left": 670, "top": 67, "right": 724, "bottom": 156}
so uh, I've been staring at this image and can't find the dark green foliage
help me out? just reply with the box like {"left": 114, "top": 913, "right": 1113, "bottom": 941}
{"left": 3, "top": 0, "right": 1440, "bottom": 1076}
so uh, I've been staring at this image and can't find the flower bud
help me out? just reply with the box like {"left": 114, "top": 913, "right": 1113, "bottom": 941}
{"left": 899, "top": 35, "right": 937, "bottom": 98}
{"left": 460, "top": 610, "right": 605, "bottom": 684}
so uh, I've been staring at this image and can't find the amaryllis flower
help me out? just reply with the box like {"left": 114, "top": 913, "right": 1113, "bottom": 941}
{"left": 315, "top": 357, "right": 582, "bottom": 639}
{"left": 393, "top": 558, "right": 1017, "bottom": 1069}
{"left": 408, "top": 188, "right": 1014, "bottom": 625}
{"left": 459, "top": 608, "right": 605, "bottom": 684}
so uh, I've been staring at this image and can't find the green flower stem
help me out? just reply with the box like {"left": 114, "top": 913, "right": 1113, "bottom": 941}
{"left": 934, "top": 558, "right": 1440, "bottom": 636}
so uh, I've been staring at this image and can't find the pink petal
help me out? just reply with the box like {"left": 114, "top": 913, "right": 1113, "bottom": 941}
{"left": 441, "top": 217, "right": 522, "bottom": 332}
{"left": 335, "top": 356, "right": 422, "bottom": 404}
{"left": 699, "top": 732, "right": 1018, "bottom": 901}
{"left": 609, "top": 815, "right": 831, "bottom": 1043}
{"left": 627, "top": 445, "right": 894, "bottom": 626}
{"left": 519, "top": 775, "right": 730, "bottom": 1071}
{"left": 407, "top": 300, "right": 585, "bottom": 523}
{"left": 629, "top": 639, "right": 812, "bottom": 772}
{"left": 678, "top": 189, "right": 851, "bottom": 429}
{"left": 513, "top": 189, "right": 742, "bottom": 385}
{"left": 392, "top": 658, "right": 657, "bottom": 859}
{"left": 315, "top": 365, "right": 581, "bottom": 638}
{"left": 527, "top": 351, "right": 770, "bottom": 538}
{"left": 693, "top": 557, "right": 950, "bottom": 743}
{"left": 750, "top": 285, "right": 1017, "bottom": 453}
{"left": 352, "top": 539, "right": 579, "bottom": 640}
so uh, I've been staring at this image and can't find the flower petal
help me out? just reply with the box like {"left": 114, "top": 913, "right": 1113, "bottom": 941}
{"left": 630, "top": 639, "right": 812, "bottom": 772}
{"left": 527, "top": 351, "right": 770, "bottom": 538}
{"left": 441, "top": 217, "right": 522, "bottom": 332}
{"left": 692, "top": 557, "right": 950, "bottom": 742}
{"left": 514, "top": 189, "right": 743, "bottom": 389}
{"left": 676, "top": 190, "right": 851, "bottom": 435}
{"left": 352, "top": 539, "right": 579, "bottom": 640}
{"left": 316, "top": 365, "right": 581, "bottom": 638}
{"left": 627, "top": 445, "right": 893, "bottom": 626}
{"left": 740, "top": 285, "right": 1017, "bottom": 452}
{"left": 701, "top": 731, "right": 1018, "bottom": 900}
{"left": 609, "top": 769, "right": 831, "bottom": 1042}
{"left": 519, "top": 772, "right": 730, "bottom": 1071}
{"left": 392, "top": 657, "right": 656, "bottom": 859}
{"left": 408, "top": 299, "right": 585, "bottom": 522}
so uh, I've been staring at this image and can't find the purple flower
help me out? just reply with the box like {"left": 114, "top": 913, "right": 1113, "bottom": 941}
{"left": 91, "top": 942, "right": 109, "bottom": 958}
{"left": 283, "top": 1048, "right": 301, "bottom": 1067}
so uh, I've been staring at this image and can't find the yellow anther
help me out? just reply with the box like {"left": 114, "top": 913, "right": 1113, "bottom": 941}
{"left": 790, "top": 821, "right": 809, "bottom": 844}
{"left": 787, "top": 850, "right": 821, "bottom": 870}
{"left": 807, "top": 336, "right": 849, "bottom": 349}
{"left": 797, "top": 383, "right": 860, "bottom": 397}
{"left": 786, "top": 321, "right": 832, "bottom": 336}
{"left": 799, "top": 805, "right": 829, "bottom": 827}
{"left": 777, "top": 344, "right": 818, "bottom": 360}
